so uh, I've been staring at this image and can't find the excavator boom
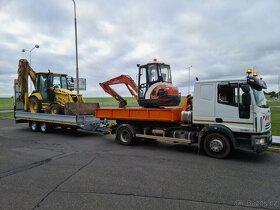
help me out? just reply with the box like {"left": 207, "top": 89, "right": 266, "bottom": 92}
{"left": 99, "top": 75, "right": 138, "bottom": 108}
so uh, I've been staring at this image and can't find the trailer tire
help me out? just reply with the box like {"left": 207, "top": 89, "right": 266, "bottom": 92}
{"left": 117, "top": 126, "right": 134, "bottom": 145}
{"left": 40, "top": 122, "right": 51, "bottom": 133}
{"left": 203, "top": 133, "right": 232, "bottom": 159}
{"left": 30, "top": 121, "right": 40, "bottom": 132}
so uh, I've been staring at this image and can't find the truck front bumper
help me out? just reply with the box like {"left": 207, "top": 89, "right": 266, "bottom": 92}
{"left": 251, "top": 131, "right": 272, "bottom": 153}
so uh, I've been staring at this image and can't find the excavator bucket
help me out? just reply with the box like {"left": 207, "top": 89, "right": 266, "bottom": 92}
{"left": 64, "top": 103, "right": 100, "bottom": 115}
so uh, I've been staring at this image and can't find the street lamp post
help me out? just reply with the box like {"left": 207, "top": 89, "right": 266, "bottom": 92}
{"left": 186, "top": 65, "right": 192, "bottom": 95}
{"left": 22, "top": 44, "right": 39, "bottom": 66}
{"left": 72, "top": 0, "right": 79, "bottom": 94}
{"left": 22, "top": 44, "right": 39, "bottom": 93}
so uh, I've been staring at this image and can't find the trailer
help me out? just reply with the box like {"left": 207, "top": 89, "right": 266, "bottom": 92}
{"left": 96, "top": 73, "right": 272, "bottom": 158}
{"left": 14, "top": 111, "right": 108, "bottom": 133}
{"left": 14, "top": 79, "right": 108, "bottom": 133}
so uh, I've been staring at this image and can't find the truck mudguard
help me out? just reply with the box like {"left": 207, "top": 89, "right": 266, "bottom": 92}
{"left": 198, "top": 124, "right": 236, "bottom": 150}
{"left": 115, "top": 124, "right": 136, "bottom": 140}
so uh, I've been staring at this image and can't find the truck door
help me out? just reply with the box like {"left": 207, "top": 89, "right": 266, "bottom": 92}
{"left": 215, "top": 83, "right": 253, "bottom": 132}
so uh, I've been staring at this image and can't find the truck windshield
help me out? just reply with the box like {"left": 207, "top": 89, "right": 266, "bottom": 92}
{"left": 252, "top": 88, "right": 268, "bottom": 108}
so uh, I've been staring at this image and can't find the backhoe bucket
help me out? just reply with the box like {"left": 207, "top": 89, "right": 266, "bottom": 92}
{"left": 64, "top": 103, "right": 100, "bottom": 115}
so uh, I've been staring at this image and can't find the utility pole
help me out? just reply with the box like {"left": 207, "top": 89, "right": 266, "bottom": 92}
{"left": 72, "top": 0, "right": 79, "bottom": 94}
{"left": 278, "top": 73, "right": 280, "bottom": 101}
{"left": 186, "top": 65, "right": 192, "bottom": 95}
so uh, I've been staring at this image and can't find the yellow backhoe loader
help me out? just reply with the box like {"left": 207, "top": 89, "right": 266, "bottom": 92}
{"left": 17, "top": 59, "right": 97, "bottom": 115}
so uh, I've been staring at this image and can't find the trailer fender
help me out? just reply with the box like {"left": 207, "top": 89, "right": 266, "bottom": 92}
{"left": 198, "top": 125, "right": 236, "bottom": 151}
{"left": 115, "top": 124, "right": 136, "bottom": 140}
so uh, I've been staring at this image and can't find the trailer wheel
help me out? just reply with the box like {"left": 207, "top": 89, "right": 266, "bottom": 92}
{"left": 203, "top": 133, "right": 232, "bottom": 158}
{"left": 40, "top": 122, "right": 51, "bottom": 133}
{"left": 30, "top": 121, "right": 39, "bottom": 132}
{"left": 117, "top": 126, "right": 134, "bottom": 145}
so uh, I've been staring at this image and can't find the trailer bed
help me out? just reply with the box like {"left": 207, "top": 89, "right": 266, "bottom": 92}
{"left": 95, "top": 107, "right": 182, "bottom": 123}
{"left": 15, "top": 111, "right": 107, "bottom": 132}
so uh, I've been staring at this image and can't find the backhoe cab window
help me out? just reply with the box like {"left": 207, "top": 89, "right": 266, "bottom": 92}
{"left": 52, "top": 76, "right": 68, "bottom": 89}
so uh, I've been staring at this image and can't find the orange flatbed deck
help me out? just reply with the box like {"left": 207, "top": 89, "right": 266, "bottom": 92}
{"left": 95, "top": 107, "right": 183, "bottom": 123}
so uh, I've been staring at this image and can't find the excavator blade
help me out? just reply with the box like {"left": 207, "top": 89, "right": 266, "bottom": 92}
{"left": 64, "top": 103, "right": 100, "bottom": 115}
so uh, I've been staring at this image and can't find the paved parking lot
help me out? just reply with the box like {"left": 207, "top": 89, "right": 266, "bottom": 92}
{"left": 0, "top": 119, "right": 280, "bottom": 210}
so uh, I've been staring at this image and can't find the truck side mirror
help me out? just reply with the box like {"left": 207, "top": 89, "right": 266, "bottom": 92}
{"left": 71, "top": 77, "right": 74, "bottom": 83}
{"left": 242, "top": 92, "right": 251, "bottom": 106}
{"left": 241, "top": 84, "right": 250, "bottom": 93}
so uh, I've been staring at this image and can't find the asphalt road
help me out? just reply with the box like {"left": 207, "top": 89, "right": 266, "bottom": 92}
{"left": 0, "top": 119, "right": 280, "bottom": 210}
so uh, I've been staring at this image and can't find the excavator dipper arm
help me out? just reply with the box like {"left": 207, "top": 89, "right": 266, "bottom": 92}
{"left": 99, "top": 75, "right": 138, "bottom": 108}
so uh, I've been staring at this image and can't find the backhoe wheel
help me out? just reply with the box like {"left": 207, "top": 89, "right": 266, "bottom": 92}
{"left": 29, "top": 97, "right": 42, "bottom": 113}
{"left": 49, "top": 104, "right": 63, "bottom": 115}
{"left": 117, "top": 126, "right": 134, "bottom": 145}
{"left": 30, "top": 121, "right": 39, "bottom": 132}
{"left": 203, "top": 133, "right": 232, "bottom": 159}
{"left": 40, "top": 122, "right": 51, "bottom": 133}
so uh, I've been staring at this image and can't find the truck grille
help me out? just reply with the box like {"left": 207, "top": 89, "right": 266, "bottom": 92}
{"left": 265, "top": 122, "right": 271, "bottom": 131}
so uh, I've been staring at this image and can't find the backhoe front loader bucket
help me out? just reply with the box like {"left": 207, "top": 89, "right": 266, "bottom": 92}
{"left": 64, "top": 103, "right": 100, "bottom": 115}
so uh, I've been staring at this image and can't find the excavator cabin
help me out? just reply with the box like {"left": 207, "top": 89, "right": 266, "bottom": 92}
{"left": 137, "top": 60, "right": 180, "bottom": 107}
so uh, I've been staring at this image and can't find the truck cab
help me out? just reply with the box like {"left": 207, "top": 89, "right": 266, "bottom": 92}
{"left": 193, "top": 74, "right": 272, "bottom": 154}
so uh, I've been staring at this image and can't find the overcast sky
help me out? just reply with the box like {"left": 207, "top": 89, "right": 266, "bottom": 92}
{"left": 0, "top": 0, "right": 279, "bottom": 97}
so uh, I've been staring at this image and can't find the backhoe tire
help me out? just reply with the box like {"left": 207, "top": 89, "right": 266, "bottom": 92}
{"left": 29, "top": 97, "right": 42, "bottom": 113}
{"left": 48, "top": 104, "right": 63, "bottom": 115}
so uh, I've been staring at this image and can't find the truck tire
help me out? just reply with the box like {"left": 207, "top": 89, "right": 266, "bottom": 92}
{"left": 29, "top": 97, "right": 42, "bottom": 113}
{"left": 40, "top": 122, "right": 51, "bottom": 133}
{"left": 30, "top": 121, "right": 40, "bottom": 132}
{"left": 203, "top": 133, "right": 232, "bottom": 158}
{"left": 117, "top": 126, "right": 134, "bottom": 145}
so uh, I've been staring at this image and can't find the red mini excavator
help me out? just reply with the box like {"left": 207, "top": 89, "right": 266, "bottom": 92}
{"left": 99, "top": 59, "right": 181, "bottom": 108}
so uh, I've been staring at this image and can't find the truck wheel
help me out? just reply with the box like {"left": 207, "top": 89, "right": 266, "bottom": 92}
{"left": 117, "top": 126, "right": 134, "bottom": 145}
{"left": 29, "top": 97, "right": 42, "bottom": 113}
{"left": 48, "top": 104, "right": 63, "bottom": 115}
{"left": 30, "top": 121, "right": 39, "bottom": 132}
{"left": 203, "top": 133, "right": 232, "bottom": 158}
{"left": 40, "top": 122, "right": 51, "bottom": 133}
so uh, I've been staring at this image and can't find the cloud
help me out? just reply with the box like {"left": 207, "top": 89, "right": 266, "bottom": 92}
{"left": 0, "top": 0, "right": 279, "bottom": 97}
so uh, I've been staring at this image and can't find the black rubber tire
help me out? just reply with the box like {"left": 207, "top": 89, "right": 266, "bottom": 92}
{"left": 48, "top": 104, "right": 63, "bottom": 115}
{"left": 40, "top": 122, "right": 51, "bottom": 133}
{"left": 203, "top": 133, "right": 232, "bottom": 159}
{"left": 30, "top": 121, "right": 40, "bottom": 132}
{"left": 117, "top": 126, "right": 134, "bottom": 145}
{"left": 29, "top": 97, "right": 42, "bottom": 113}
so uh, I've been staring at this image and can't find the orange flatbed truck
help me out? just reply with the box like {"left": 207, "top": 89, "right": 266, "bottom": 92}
{"left": 95, "top": 75, "right": 272, "bottom": 159}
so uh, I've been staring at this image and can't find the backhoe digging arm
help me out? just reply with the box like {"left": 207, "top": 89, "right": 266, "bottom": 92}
{"left": 17, "top": 59, "right": 37, "bottom": 110}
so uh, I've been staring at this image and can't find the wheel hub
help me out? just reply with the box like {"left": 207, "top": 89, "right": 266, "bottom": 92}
{"left": 120, "top": 131, "right": 130, "bottom": 143}
{"left": 210, "top": 139, "right": 224, "bottom": 152}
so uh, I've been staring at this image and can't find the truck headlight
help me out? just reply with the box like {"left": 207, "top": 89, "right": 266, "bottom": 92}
{"left": 255, "top": 138, "right": 266, "bottom": 145}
